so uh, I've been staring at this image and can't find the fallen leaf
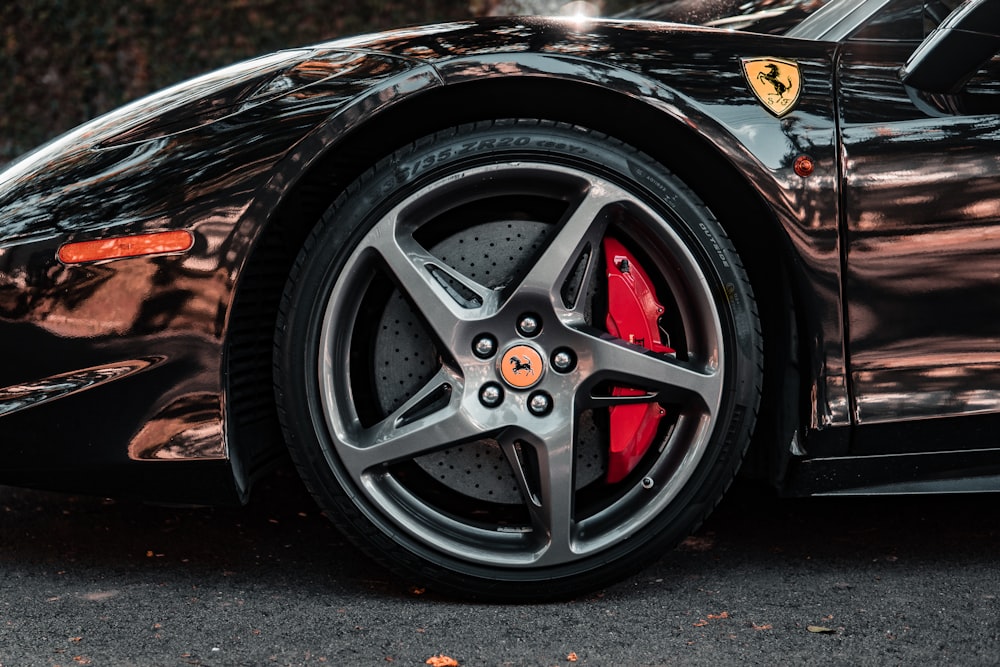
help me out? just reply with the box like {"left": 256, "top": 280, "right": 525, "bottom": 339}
{"left": 807, "top": 626, "right": 836, "bottom": 634}
{"left": 80, "top": 591, "right": 117, "bottom": 602}
{"left": 693, "top": 619, "right": 709, "bottom": 627}
{"left": 426, "top": 655, "right": 459, "bottom": 667}
{"left": 752, "top": 623, "right": 773, "bottom": 631}
{"left": 678, "top": 535, "right": 715, "bottom": 552}
{"left": 70, "top": 637, "right": 83, "bottom": 643}
{"left": 707, "top": 612, "right": 729, "bottom": 620}
{"left": 567, "top": 652, "right": 579, "bottom": 662}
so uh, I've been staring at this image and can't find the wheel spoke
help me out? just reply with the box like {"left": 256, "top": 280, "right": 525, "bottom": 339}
{"left": 501, "top": 425, "right": 577, "bottom": 565}
{"left": 516, "top": 183, "right": 620, "bottom": 310}
{"left": 584, "top": 334, "right": 722, "bottom": 410}
{"left": 368, "top": 218, "right": 496, "bottom": 343}
{"left": 339, "top": 369, "right": 475, "bottom": 476}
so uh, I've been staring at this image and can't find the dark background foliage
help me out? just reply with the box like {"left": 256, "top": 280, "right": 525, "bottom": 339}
{"left": 0, "top": 0, "right": 481, "bottom": 166}
{"left": 1, "top": 1, "right": 640, "bottom": 167}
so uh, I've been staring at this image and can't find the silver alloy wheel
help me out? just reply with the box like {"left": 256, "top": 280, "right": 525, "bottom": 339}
{"left": 316, "top": 161, "right": 726, "bottom": 568}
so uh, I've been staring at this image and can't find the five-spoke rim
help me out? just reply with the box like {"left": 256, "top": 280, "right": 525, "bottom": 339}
{"left": 317, "top": 161, "right": 726, "bottom": 568}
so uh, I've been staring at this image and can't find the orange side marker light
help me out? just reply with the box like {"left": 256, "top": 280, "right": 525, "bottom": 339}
{"left": 57, "top": 230, "right": 194, "bottom": 264}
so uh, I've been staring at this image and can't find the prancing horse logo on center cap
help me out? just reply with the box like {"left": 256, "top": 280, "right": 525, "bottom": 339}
{"left": 499, "top": 344, "right": 544, "bottom": 389}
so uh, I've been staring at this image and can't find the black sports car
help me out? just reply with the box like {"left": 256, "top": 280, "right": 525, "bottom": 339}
{"left": 2, "top": 0, "right": 998, "bottom": 600}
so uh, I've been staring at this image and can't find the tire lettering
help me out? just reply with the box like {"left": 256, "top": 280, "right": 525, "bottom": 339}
{"left": 535, "top": 140, "right": 586, "bottom": 154}
{"left": 404, "top": 136, "right": 548, "bottom": 178}
{"left": 698, "top": 222, "right": 730, "bottom": 268}
{"left": 628, "top": 160, "right": 677, "bottom": 205}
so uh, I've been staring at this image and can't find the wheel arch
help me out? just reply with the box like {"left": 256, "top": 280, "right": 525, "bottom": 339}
{"left": 226, "top": 72, "right": 806, "bottom": 494}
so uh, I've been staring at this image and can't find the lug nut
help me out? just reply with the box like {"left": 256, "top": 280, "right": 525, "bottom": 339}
{"left": 517, "top": 314, "right": 541, "bottom": 337}
{"left": 480, "top": 383, "right": 504, "bottom": 408}
{"left": 551, "top": 348, "right": 576, "bottom": 373}
{"left": 473, "top": 334, "right": 497, "bottom": 359}
{"left": 528, "top": 391, "right": 552, "bottom": 416}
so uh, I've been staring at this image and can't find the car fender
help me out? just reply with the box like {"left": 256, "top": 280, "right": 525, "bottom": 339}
{"left": 252, "top": 20, "right": 849, "bottom": 435}
{"left": 0, "top": 47, "right": 439, "bottom": 503}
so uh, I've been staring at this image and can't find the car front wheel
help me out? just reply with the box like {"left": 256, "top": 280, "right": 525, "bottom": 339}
{"left": 275, "top": 120, "right": 762, "bottom": 600}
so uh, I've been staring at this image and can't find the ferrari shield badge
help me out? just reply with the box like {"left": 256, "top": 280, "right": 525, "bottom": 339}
{"left": 742, "top": 57, "right": 801, "bottom": 117}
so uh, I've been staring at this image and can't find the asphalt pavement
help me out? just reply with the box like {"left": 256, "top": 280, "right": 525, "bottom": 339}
{"left": 1, "top": 465, "right": 999, "bottom": 666}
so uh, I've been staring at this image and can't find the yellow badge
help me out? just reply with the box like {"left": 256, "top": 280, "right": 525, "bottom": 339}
{"left": 499, "top": 345, "right": 544, "bottom": 389}
{"left": 742, "top": 57, "right": 801, "bottom": 117}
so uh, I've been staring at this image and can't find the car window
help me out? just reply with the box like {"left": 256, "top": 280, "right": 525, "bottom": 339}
{"left": 848, "top": 0, "right": 923, "bottom": 40}
{"left": 923, "top": 0, "right": 963, "bottom": 32}
{"left": 905, "top": 1, "right": 1000, "bottom": 113}
{"left": 612, "top": 0, "right": 964, "bottom": 41}
{"left": 611, "top": 0, "right": 831, "bottom": 35}
{"left": 849, "top": 0, "right": 967, "bottom": 41}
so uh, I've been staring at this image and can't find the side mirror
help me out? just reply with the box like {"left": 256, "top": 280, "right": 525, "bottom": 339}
{"left": 901, "top": 0, "right": 1000, "bottom": 94}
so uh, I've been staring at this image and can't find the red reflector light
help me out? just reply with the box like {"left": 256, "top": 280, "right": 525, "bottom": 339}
{"left": 57, "top": 230, "right": 194, "bottom": 264}
{"left": 794, "top": 155, "right": 815, "bottom": 178}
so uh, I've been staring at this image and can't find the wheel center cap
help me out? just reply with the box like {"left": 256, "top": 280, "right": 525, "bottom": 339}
{"left": 498, "top": 344, "right": 544, "bottom": 389}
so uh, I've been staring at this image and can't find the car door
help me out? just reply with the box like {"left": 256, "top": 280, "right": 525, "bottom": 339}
{"left": 839, "top": 0, "right": 1000, "bottom": 449}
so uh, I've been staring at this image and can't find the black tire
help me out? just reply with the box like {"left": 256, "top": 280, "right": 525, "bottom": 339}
{"left": 274, "top": 120, "right": 762, "bottom": 600}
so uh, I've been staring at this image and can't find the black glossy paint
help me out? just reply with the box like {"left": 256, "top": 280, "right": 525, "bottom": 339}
{"left": 2, "top": 0, "right": 999, "bottom": 503}
{"left": 840, "top": 13, "right": 1000, "bottom": 442}
{"left": 0, "top": 47, "right": 435, "bottom": 501}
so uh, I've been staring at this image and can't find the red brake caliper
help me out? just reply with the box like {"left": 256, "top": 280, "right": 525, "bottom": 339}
{"left": 603, "top": 237, "right": 675, "bottom": 483}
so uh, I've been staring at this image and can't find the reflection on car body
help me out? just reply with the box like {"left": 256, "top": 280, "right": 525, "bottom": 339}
{"left": 1, "top": 0, "right": 999, "bottom": 599}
